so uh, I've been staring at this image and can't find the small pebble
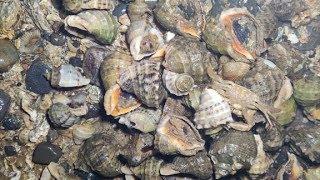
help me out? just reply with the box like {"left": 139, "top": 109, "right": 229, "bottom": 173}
{"left": 4, "top": 145, "right": 16, "bottom": 156}
{"left": 0, "top": 89, "right": 11, "bottom": 121}
{"left": 69, "top": 57, "right": 83, "bottom": 67}
{"left": 0, "top": 39, "right": 19, "bottom": 73}
{"left": 32, "top": 142, "right": 62, "bottom": 165}
{"left": 25, "top": 60, "right": 53, "bottom": 95}
{"left": 112, "top": 3, "right": 128, "bottom": 17}
{"left": 50, "top": 33, "right": 66, "bottom": 46}
{"left": 2, "top": 114, "right": 21, "bottom": 130}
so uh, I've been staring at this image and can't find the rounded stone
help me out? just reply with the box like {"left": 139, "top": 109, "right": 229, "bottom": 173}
{"left": 2, "top": 114, "right": 21, "bottom": 130}
{"left": 25, "top": 60, "right": 53, "bottom": 95}
{"left": 0, "top": 89, "right": 11, "bottom": 121}
{"left": 32, "top": 142, "right": 62, "bottom": 165}
{"left": 0, "top": 39, "right": 19, "bottom": 73}
{"left": 4, "top": 145, "right": 16, "bottom": 156}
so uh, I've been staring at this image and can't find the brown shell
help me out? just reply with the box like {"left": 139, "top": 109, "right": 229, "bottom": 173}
{"left": 163, "top": 36, "right": 218, "bottom": 83}
{"left": 160, "top": 151, "right": 213, "bottom": 179}
{"left": 209, "top": 130, "right": 257, "bottom": 179}
{"left": 155, "top": 114, "right": 205, "bottom": 156}
{"left": 118, "top": 59, "right": 167, "bottom": 108}
{"left": 100, "top": 49, "right": 133, "bottom": 91}
{"left": 154, "top": 0, "right": 205, "bottom": 38}
{"left": 240, "top": 60, "right": 286, "bottom": 105}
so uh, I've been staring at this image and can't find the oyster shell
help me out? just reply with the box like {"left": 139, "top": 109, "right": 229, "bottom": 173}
{"left": 127, "top": 0, "right": 164, "bottom": 61}
{"left": 64, "top": 10, "right": 118, "bottom": 44}
{"left": 63, "top": 0, "right": 114, "bottom": 13}
{"left": 163, "top": 36, "right": 218, "bottom": 83}
{"left": 160, "top": 151, "right": 213, "bottom": 179}
{"left": 104, "top": 84, "right": 141, "bottom": 117}
{"left": 155, "top": 114, "right": 205, "bottom": 156}
{"left": 100, "top": 49, "right": 133, "bottom": 91}
{"left": 194, "top": 88, "right": 234, "bottom": 129}
{"left": 118, "top": 59, "right": 167, "bottom": 108}
{"left": 203, "top": 8, "right": 265, "bottom": 63}
{"left": 293, "top": 74, "right": 320, "bottom": 107}
{"left": 154, "top": 0, "right": 205, "bottom": 38}
{"left": 118, "top": 106, "right": 162, "bottom": 133}
{"left": 162, "top": 70, "right": 194, "bottom": 96}
{"left": 50, "top": 64, "right": 90, "bottom": 88}
{"left": 208, "top": 130, "right": 257, "bottom": 179}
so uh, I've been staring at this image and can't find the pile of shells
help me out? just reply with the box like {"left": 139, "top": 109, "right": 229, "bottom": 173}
{"left": 0, "top": 0, "right": 319, "bottom": 179}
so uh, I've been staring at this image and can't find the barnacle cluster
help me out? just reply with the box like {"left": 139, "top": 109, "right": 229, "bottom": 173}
{"left": 0, "top": 0, "right": 320, "bottom": 179}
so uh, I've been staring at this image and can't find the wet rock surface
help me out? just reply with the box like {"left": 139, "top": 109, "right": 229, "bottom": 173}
{"left": 32, "top": 142, "right": 62, "bottom": 165}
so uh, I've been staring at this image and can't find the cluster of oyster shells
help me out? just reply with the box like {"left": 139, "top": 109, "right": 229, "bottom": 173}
{"left": 0, "top": 0, "right": 320, "bottom": 179}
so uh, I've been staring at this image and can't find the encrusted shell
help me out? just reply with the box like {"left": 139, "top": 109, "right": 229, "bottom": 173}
{"left": 288, "top": 124, "right": 320, "bottom": 163}
{"left": 50, "top": 64, "right": 90, "bottom": 88}
{"left": 64, "top": 10, "right": 118, "bottom": 44}
{"left": 293, "top": 75, "right": 320, "bottom": 107}
{"left": 267, "top": 43, "right": 305, "bottom": 77}
{"left": 118, "top": 59, "right": 167, "bottom": 108}
{"left": 203, "top": 8, "right": 265, "bottom": 63}
{"left": 160, "top": 151, "right": 213, "bottom": 179}
{"left": 182, "top": 85, "right": 204, "bottom": 110}
{"left": 163, "top": 36, "right": 218, "bottom": 83}
{"left": 100, "top": 49, "right": 133, "bottom": 91}
{"left": 127, "top": 0, "right": 164, "bottom": 61}
{"left": 209, "top": 130, "right": 257, "bottom": 179}
{"left": 48, "top": 103, "right": 80, "bottom": 128}
{"left": 274, "top": 97, "right": 297, "bottom": 126}
{"left": 155, "top": 114, "right": 205, "bottom": 156}
{"left": 194, "top": 88, "right": 234, "bottom": 129}
{"left": 120, "top": 133, "right": 154, "bottom": 166}
{"left": 0, "top": 39, "right": 19, "bottom": 73}
{"left": 62, "top": 0, "right": 114, "bottom": 13}
{"left": 77, "top": 131, "right": 131, "bottom": 177}
{"left": 241, "top": 60, "right": 286, "bottom": 105}
{"left": 304, "top": 105, "right": 320, "bottom": 122}
{"left": 122, "top": 157, "right": 163, "bottom": 180}
{"left": 162, "top": 70, "right": 194, "bottom": 96}
{"left": 104, "top": 84, "right": 141, "bottom": 117}
{"left": 118, "top": 106, "right": 162, "bottom": 133}
{"left": 154, "top": 0, "right": 205, "bottom": 38}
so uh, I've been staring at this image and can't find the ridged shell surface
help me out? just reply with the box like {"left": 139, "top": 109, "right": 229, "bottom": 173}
{"left": 163, "top": 36, "right": 217, "bottom": 83}
{"left": 194, "top": 88, "right": 234, "bottom": 129}
{"left": 63, "top": 0, "right": 114, "bottom": 13}
{"left": 119, "top": 59, "right": 167, "bottom": 108}
{"left": 100, "top": 49, "right": 133, "bottom": 91}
